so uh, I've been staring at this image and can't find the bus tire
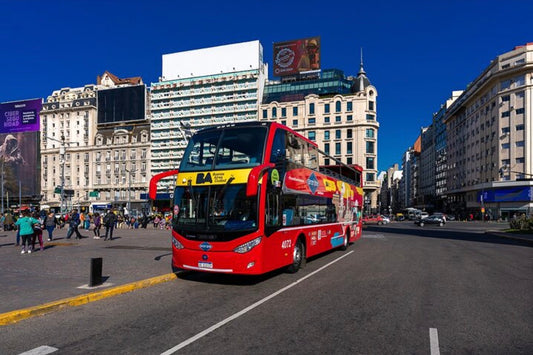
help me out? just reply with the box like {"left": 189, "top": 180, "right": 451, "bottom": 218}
{"left": 341, "top": 229, "right": 350, "bottom": 251}
{"left": 286, "top": 237, "right": 305, "bottom": 274}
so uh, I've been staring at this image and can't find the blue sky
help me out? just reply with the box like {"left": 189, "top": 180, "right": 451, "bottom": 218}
{"left": 1, "top": 0, "right": 532, "bottom": 171}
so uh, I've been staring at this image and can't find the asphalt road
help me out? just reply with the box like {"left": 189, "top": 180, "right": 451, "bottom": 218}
{"left": 1, "top": 222, "right": 532, "bottom": 354}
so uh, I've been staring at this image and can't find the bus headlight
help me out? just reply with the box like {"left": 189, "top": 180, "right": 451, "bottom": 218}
{"left": 234, "top": 236, "right": 262, "bottom": 254}
{"left": 172, "top": 237, "right": 184, "bottom": 249}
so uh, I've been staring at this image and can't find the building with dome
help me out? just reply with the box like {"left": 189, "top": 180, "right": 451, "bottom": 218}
{"left": 259, "top": 52, "right": 380, "bottom": 213}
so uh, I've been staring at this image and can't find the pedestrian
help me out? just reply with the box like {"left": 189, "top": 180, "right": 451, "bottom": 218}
{"left": 4, "top": 211, "right": 14, "bottom": 231}
{"left": 31, "top": 211, "right": 44, "bottom": 251}
{"left": 84, "top": 213, "right": 91, "bottom": 230}
{"left": 15, "top": 210, "right": 40, "bottom": 254}
{"left": 103, "top": 210, "right": 117, "bottom": 241}
{"left": 44, "top": 211, "right": 58, "bottom": 241}
{"left": 65, "top": 208, "right": 82, "bottom": 239}
{"left": 93, "top": 212, "right": 102, "bottom": 239}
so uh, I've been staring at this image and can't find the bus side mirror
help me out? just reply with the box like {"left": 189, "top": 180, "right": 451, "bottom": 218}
{"left": 246, "top": 163, "right": 275, "bottom": 197}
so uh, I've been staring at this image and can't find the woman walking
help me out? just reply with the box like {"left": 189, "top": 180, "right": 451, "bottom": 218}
{"left": 31, "top": 211, "right": 44, "bottom": 251}
{"left": 44, "top": 211, "right": 57, "bottom": 241}
{"left": 15, "top": 210, "right": 40, "bottom": 254}
{"left": 93, "top": 212, "right": 102, "bottom": 239}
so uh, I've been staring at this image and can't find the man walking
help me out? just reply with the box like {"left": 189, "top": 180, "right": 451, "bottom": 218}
{"left": 66, "top": 208, "right": 82, "bottom": 239}
{"left": 103, "top": 210, "right": 117, "bottom": 241}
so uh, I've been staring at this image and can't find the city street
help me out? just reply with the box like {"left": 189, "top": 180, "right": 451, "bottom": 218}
{"left": 0, "top": 222, "right": 531, "bottom": 354}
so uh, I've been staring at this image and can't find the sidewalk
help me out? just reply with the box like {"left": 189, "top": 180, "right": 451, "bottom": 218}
{"left": 0, "top": 226, "right": 175, "bottom": 323}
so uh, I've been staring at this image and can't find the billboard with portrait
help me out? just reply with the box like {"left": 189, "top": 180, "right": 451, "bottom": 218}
{"left": 273, "top": 36, "right": 321, "bottom": 77}
{"left": 0, "top": 131, "right": 40, "bottom": 198}
{"left": 0, "top": 98, "right": 42, "bottom": 133}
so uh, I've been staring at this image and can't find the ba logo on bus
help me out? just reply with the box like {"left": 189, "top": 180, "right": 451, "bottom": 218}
{"left": 196, "top": 173, "right": 213, "bottom": 184}
{"left": 307, "top": 173, "right": 319, "bottom": 194}
{"left": 200, "top": 242, "right": 212, "bottom": 251}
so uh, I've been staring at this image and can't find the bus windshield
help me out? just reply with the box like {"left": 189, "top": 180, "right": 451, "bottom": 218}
{"left": 172, "top": 183, "right": 258, "bottom": 240}
{"left": 179, "top": 126, "right": 267, "bottom": 172}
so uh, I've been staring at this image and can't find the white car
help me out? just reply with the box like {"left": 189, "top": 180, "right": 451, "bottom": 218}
{"left": 380, "top": 215, "right": 391, "bottom": 224}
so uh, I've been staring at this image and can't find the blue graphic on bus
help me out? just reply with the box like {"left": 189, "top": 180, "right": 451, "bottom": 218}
{"left": 330, "top": 232, "right": 344, "bottom": 248}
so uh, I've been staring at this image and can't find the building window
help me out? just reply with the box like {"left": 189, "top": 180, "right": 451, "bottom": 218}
{"left": 292, "top": 119, "right": 298, "bottom": 127}
{"left": 516, "top": 157, "right": 525, "bottom": 164}
{"left": 516, "top": 141, "right": 525, "bottom": 147}
{"left": 335, "top": 130, "right": 341, "bottom": 139}
{"left": 347, "top": 157, "right": 352, "bottom": 165}
{"left": 324, "top": 143, "right": 330, "bottom": 154}
{"left": 366, "top": 114, "right": 375, "bottom": 121}
{"left": 335, "top": 142, "right": 341, "bottom": 155}
{"left": 369, "top": 101, "right": 375, "bottom": 110}
{"left": 516, "top": 124, "right": 524, "bottom": 131}
{"left": 324, "top": 116, "right": 330, "bottom": 123}
{"left": 347, "top": 142, "right": 352, "bottom": 154}
{"left": 335, "top": 101, "right": 341, "bottom": 113}
{"left": 366, "top": 141, "right": 375, "bottom": 153}
{"left": 281, "top": 120, "right": 286, "bottom": 126}
{"left": 346, "top": 102, "right": 353, "bottom": 112}
{"left": 516, "top": 108, "right": 524, "bottom": 115}
{"left": 281, "top": 107, "right": 287, "bottom": 117}
{"left": 262, "top": 109, "right": 267, "bottom": 119}
{"left": 324, "top": 158, "right": 330, "bottom": 165}
{"left": 309, "top": 103, "right": 315, "bottom": 115}
{"left": 308, "top": 131, "right": 316, "bottom": 141}
{"left": 335, "top": 116, "right": 341, "bottom": 122}
{"left": 366, "top": 157, "right": 375, "bottom": 169}
{"left": 324, "top": 103, "right": 330, "bottom": 114}
{"left": 293, "top": 107, "right": 298, "bottom": 116}
{"left": 347, "top": 129, "right": 352, "bottom": 139}
{"left": 308, "top": 117, "right": 316, "bottom": 125}
{"left": 501, "top": 143, "right": 510, "bottom": 149}
{"left": 347, "top": 115, "right": 352, "bottom": 121}
{"left": 324, "top": 131, "right": 330, "bottom": 140}
{"left": 366, "top": 173, "right": 375, "bottom": 182}
{"left": 366, "top": 129, "right": 375, "bottom": 138}
{"left": 272, "top": 107, "right": 277, "bottom": 118}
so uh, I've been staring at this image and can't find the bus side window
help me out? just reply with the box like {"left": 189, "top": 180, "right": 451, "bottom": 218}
{"left": 270, "top": 129, "right": 286, "bottom": 164}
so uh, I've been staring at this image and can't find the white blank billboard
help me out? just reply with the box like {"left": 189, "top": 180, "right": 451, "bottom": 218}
{"left": 162, "top": 40, "right": 262, "bottom": 81}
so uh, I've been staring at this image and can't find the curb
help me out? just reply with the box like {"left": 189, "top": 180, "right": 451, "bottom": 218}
{"left": 485, "top": 231, "right": 533, "bottom": 245}
{"left": 0, "top": 273, "right": 178, "bottom": 326}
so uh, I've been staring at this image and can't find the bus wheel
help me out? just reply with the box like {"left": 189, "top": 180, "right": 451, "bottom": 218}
{"left": 341, "top": 229, "right": 350, "bottom": 251}
{"left": 287, "top": 238, "right": 304, "bottom": 273}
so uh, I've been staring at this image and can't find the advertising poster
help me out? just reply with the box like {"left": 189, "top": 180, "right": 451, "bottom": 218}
{"left": 273, "top": 36, "right": 321, "bottom": 77}
{"left": 0, "top": 98, "right": 42, "bottom": 133}
{"left": 0, "top": 131, "right": 40, "bottom": 198}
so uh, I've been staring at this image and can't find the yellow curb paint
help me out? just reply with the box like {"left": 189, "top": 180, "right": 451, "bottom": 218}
{"left": 0, "top": 273, "right": 177, "bottom": 326}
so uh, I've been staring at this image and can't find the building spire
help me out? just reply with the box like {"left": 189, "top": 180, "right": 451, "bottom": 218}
{"left": 358, "top": 47, "right": 366, "bottom": 75}
{"left": 353, "top": 47, "right": 370, "bottom": 92}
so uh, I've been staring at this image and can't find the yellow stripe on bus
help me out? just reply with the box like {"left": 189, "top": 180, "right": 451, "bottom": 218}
{"left": 176, "top": 169, "right": 253, "bottom": 186}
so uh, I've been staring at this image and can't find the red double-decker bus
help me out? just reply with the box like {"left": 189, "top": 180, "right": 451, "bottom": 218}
{"left": 150, "top": 121, "right": 363, "bottom": 275}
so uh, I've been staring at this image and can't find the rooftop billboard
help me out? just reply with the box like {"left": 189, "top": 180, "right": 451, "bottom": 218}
{"left": 97, "top": 85, "right": 146, "bottom": 124}
{"left": 162, "top": 40, "right": 263, "bottom": 81}
{"left": 273, "top": 36, "right": 321, "bottom": 77}
{"left": 0, "top": 98, "right": 42, "bottom": 134}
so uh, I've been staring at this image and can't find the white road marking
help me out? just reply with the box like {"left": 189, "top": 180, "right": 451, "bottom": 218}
{"left": 161, "top": 251, "right": 355, "bottom": 354}
{"left": 19, "top": 345, "right": 58, "bottom": 355}
{"left": 362, "top": 234, "right": 386, "bottom": 239}
{"left": 429, "top": 328, "right": 440, "bottom": 355}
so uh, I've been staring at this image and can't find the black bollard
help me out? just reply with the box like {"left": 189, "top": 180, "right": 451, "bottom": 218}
{"left": 89, "top": 257, "right": 103, "bottom": 287}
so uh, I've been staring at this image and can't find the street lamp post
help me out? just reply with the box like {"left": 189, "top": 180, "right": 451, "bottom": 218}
{"left": 44, "top": 135, "right": 69, "bottom": 215}
{"left": 124, "top": 168, "right": 135, "bottom": 214}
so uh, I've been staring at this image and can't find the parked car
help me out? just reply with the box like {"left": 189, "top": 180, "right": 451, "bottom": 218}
{"left": 362, "top": 215, "right": 385, "bottom": 225}
{"left": 414, "top": 214, "right": 446, "bottom": 227}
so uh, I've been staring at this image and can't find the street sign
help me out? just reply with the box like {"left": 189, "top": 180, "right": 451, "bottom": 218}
{"left": 89, "top": 191, "right": 99, "bottom": 197}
